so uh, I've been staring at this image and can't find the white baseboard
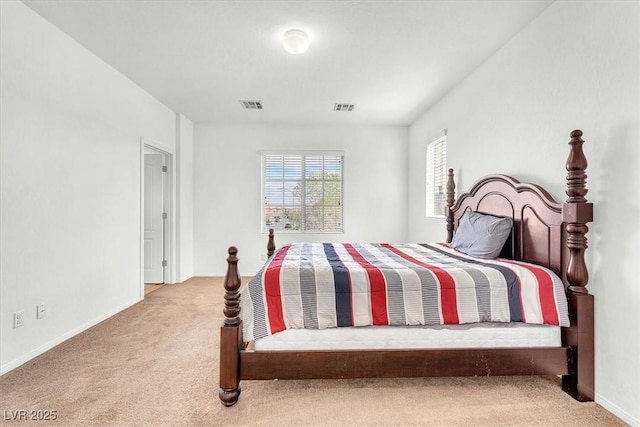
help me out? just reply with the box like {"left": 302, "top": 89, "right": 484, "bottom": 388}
{"left": 596, "top": 392, "right": 639, "bottom": 426}
{"left": 0, "top": 297, "right": 142, "bottom": 376}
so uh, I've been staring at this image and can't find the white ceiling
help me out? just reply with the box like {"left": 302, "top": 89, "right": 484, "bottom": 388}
{"left": 22, "top": 0, "right": 554, "bottom": 126}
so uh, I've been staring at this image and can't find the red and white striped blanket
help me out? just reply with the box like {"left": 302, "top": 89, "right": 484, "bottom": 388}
{"left": 240, "top": 242, "right": 569, "bottom": 341}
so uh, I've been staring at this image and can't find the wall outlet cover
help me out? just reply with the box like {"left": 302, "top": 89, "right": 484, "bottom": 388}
{"left": 13, "top": 311, "right": 25, "bottom": 328}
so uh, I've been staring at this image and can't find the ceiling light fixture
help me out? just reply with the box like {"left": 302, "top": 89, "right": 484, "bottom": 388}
{"left": 282, "top": 29, "right": 310, "bottom": 55}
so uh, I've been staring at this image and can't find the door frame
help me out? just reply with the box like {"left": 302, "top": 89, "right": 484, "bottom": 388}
{"left": 140, "top": 139, "right": 175, "bottom": 298}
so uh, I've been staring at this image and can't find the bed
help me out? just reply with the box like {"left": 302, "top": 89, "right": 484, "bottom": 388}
{"left": 219, "top": 129, "right": 594, "bottom": 406}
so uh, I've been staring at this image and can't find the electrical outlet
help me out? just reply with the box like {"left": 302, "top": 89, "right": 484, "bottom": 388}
{"left": 13, "top": 311, "right": 25, "bottom": 329}
{"left": 37, "top": 304, "right": 47, "bottom": 320}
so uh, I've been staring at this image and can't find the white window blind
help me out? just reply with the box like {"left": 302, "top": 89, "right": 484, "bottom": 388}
{"left": 263, "top": 153, "right": 343, "bottom": 232}
{"left": 426, "top": 135, "right": 447, "bottom": 217}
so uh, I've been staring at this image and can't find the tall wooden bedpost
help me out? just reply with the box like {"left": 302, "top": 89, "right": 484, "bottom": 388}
{"left": 219, "top": 246, "right": 242, "bottom": 406}
{"left": 446, "top": 168, "right": 456, "bottom": 243}
{"left": 561, "top": 129, "right": 595, "bottom": 401}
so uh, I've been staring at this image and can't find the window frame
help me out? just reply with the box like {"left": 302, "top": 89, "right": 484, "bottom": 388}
{"left": 425, "top": 134, "right": 448, "bottom": 218}
{"left": 260, "top": 151, "right": 344, "bottom": 234}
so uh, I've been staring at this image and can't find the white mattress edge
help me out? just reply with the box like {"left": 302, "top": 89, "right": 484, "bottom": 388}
{"left": 252, "top": 322, "right": 561, "bottom": 351}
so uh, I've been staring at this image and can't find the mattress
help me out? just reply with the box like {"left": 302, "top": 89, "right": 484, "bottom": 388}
{"left": 252, "top": 322, "right": 561, "bottom": 351}
{"left": 242, "top": 242, "right": 569, "bottom": 342}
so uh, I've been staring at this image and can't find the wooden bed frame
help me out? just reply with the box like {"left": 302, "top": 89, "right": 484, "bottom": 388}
{"left": 219, "top": 129, "right": 594, "bottom": 406}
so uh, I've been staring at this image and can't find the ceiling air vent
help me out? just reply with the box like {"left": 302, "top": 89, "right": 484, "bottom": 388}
{"left": 240, "top": 100, "right": 263, "bottom": 110}
{"left": 334, "top": 103, "right": 355, "bottom": 112}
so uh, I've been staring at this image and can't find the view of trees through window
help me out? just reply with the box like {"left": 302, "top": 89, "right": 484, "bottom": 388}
{"left": 263, "top": 154, "right": 343, "bottom": 232}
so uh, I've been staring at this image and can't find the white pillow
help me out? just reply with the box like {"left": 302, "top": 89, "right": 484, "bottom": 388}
{"left": 450, "top": 211, "right": 513, "bottom": 259}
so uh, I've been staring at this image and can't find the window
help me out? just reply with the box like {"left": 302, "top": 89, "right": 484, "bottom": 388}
{"left": 425, "top": 135, "right": 447, "bottom": 217}
{"left": 262, "top": 152, "right": 343, "bottom": 233}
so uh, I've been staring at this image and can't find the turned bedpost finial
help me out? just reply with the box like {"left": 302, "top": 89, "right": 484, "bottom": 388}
{"left": 267, "top": 228, "right": 276, "bottom": 258}
{"left": 223, "top": 246, "right": 241, "bottom": 326}
{"left": 446, "top": 168, "right": 456, "bottom": 243}
{"left": 566, "top": 129, "right": 588, "bottom": 203}
{"left": 564, "top": 129, "right": 593, "bottom": 295}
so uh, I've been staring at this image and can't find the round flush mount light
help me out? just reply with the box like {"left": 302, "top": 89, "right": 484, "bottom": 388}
{"left": 282, "top": 29, "right": 310, "bottom": 55}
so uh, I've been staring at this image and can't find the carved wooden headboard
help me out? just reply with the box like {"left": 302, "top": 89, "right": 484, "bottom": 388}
{"left": 445, "top": 130, "right": 593, "bottom": 294}
{"left": 448, "top": 174, "right": 564, "bottom": 273}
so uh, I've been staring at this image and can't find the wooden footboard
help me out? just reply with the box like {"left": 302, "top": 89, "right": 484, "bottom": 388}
{"left": 219, "top": 130, "right": 594, "bottom": 406}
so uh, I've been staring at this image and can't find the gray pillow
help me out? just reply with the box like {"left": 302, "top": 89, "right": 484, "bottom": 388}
{"left": 450, "top": 211, "right": 513, "bottom": 259}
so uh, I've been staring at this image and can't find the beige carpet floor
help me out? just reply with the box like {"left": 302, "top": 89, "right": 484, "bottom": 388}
{"left": 0, "top": 277, "right": 625, "bottom": 426}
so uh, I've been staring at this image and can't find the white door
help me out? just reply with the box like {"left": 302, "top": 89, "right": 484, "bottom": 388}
{"left": 144, "top": 153, "right": 165, "bottom": 284}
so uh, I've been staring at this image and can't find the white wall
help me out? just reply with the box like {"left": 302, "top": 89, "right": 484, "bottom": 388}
{"left": 408, "top": 1, "right": 639, "bottom": 424}
{"left": 0, "top": 0, "right": 194, "bottom": 373}
{"left": 194, "top": 123, "right": 408, "bottom": 275}
{"left": 177, "top": 114, "right": 195, "bottom": 282}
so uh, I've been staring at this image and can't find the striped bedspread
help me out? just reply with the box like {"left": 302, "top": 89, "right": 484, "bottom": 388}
{"left": 240, "top": 242, "right": 569, "bottom": 341}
